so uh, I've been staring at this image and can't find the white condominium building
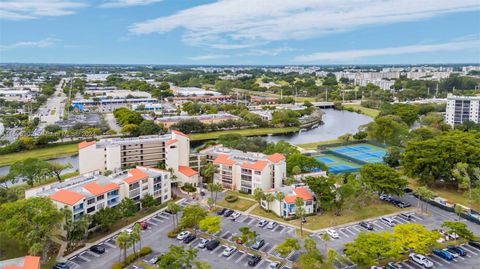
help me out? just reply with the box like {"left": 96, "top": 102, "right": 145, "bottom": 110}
{"left": 261, "top": 185, "right": 316, "bottom": 218}
{"left": 445, "top": 94, "right": 480, "bottom": 126}
{"left": 199, "top": 145, "right": 286, "bottom": 194}
{"left": 28, "top": 166, "right": 171, "bottom": 221}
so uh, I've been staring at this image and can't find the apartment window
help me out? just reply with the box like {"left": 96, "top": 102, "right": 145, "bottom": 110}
{"left": 97, "top": 195, "right": 104, "bottom": 201}
{"left": 254, "top": 171, "right": 261, "bottom": 175}
{"left": 87, "top": 198, "right": 95, "bottom": 205}
{"left": 87, "top": 207, "right": 95, "bottom": 213}
{"left": 164, "top": 194, "right": 168, "bottom": 200}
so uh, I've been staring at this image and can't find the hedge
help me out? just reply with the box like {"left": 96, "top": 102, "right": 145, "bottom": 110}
{"left": 225, "top": 195, "right": 238, "bottom": 203}
{"left": 111, "top": 246, "right": 152, "bottom": 269}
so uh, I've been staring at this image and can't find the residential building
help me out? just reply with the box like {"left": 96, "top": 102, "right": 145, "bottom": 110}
{"left": 2, "top": 256, "right": 40, "bottom": 269}
{"left": 199, "top": 145, "right": 286, "bottom": 194}
{"left": 445, "top": 94, "right": 480, "bottom": 126}
{"left": 28, "top": 166, "right": 171, "bottom": 222}
{"left": 261, "top": 185, "right": 316, "bottom": 218}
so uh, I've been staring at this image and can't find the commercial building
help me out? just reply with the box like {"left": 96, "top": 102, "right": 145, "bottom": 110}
{"left": 199, "top": 145, "right": 286, "bottom": 194}
{"left": 29, "top": 166, "right": 171, "bottom": 221}
{"left": 78, "top": 131, "right": 199, "bottom": 186}
{"left": 261, "top": 185, "right": 316, "bottom": 218}
{"left": 72, "top": 97, "right": 157, "bottom": 112}
{"left": 445, "top": 94, "right": 480, "bottom": 126}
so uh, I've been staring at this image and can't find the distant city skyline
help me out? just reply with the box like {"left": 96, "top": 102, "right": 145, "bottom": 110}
{"left": 1, "top": 0, "right": 479, "bottom": 65}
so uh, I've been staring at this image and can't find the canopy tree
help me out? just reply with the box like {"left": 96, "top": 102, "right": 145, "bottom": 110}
{"left": 360, "top": 163, "right": 407, "bottom": 196}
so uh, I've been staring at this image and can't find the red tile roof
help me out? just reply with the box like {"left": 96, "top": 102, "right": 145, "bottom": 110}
{"left": 50, "top": 189, "right": 84, "bottom": 206}
{"left": 213, "top": 154, "right": 236, "bottom": 166}
{"left": 4, "top": 256, "right": 40, "bottom": 269}
{"left": 178, "top": 166, "right": 198, "bottom": 177}
{"left": 166, "top": 139, "right": 178, "bottom": 145}
{"left": 172, "top": 130, "right": 188, "bottom": 137}
{"left": 124, "top": 168, "right": 149, "bottom": 184}
{"left": 267, "top": 153, "right": 285, "bottom": 163}
{"left": 241, "top": 160, "right": 268, "bottom": 171}
{"left": 293, "top": 187, "right": 313, "bottom": 201}
{"left": 284, "top": 195, "right": 297, "bottom": 204}
{"left": 84, "top": 182, "right": 119, "bottom": 196}
{"left": 78, "top": 140, "right": 96, "bottom": 150}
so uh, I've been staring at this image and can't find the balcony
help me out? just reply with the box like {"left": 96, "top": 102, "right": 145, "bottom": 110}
{"left": 129, "top": 189, "right": 140, "bottom": 198}
{"left": 108, "top": 198, "right": 119, "bottom": 207}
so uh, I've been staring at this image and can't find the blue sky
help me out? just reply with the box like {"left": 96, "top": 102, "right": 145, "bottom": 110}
{"left": 0, "top": 0, "right": 479, "bottom": 65}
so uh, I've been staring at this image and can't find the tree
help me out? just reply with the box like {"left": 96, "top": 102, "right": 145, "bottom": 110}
{"left": 353, "top": 131, "right": 367, "bottom": 140}
{"left": 379, "top": 103, "right": 420, "bottom": 126}
{"left": 115, "top": 231, "right": 131, "bottom": 262}
{"left": 131, "top": 223, "right": 142, "bottom": 255}
{"left": 295, "top": 197, "right": 305, "bottom": 236}
{"left": 264, "top": 141, "right": 299, "bottom": 157}
{"left": 276, "top": 191, "right": 285, "bottom": 218}
{"left": 414, "top": 187, "right": 436, "bottom": 214}
{"left": 47, "top": 162, "right": 72, "bottom": 182}
{"left": 338, "top": 133, "right": 353, "bottom": 143}
{"left": 207, "top": 197, "right": 215, "bottom": 210}
{"left": 344, "top": 231, "right": 403, "bottom": 266}
{"left": 360, "top": 164, "right": 407, "bottom": 196}
{"left": 138, "top": 120, "right": 162, "bottom": 135}
{"left": 167, "top": 202, "right": 182, "bottom": 229}
{"left": 120, "top": 123, "right": 139, "bottom": 135}
{"left": 198, "top": 216, "right": 221, "bottom": 234}
{"left": 140, "top": 194, "right": 157, "bottom": 209}
{"left": 296, "top": 238, "right": 323, "bottom": 269}
{"left": 253, "top": 188, "right": 265, "bottom": 206}
{"left": 93, "top": 207, "right": 120, "bottom": 231}
{"left": 62, "top": 208, "right": 90, "bottom": 247}
{"left": 157, "top": 245, "right": 199, "bottom": 269}
{"left": 383, "top": 146, "right": 402, "bottom": 167}
{"left": 275, "top": 238, "right": 300, "bottom": 257}
{"left": 202, "top": 163, "right": 218, "bottom": 184}
{"left": 366, "top": 115, "right": 409, "bottom": 146}
{"left": 319, "top": 233, "right": 331, "bottom": 253}
{"left": 233, "top": 226, "right": 257, "bottom": 245}
{"left": 179, "top": 204, "right": 207, "bottom": 235}
{"left": 286, "top": 153, "right": 327, "bottom": 175}
{"left": 392, "top": 223, "right": 440, "bottom": 254}
{"left": 304, "top": 176, "right": 336, "bottom": 212}
{"left": 118, "top": 198, "right": 138, "bottom": 218}
{"left": 264, "top": 193, "right": 275, "bottom": 212}
{"left": 207, "top": 182, "right": 223, "bottom": 207}
{"left": 0, "top": 197, "right": 63, "bottom": 257}
{"left": 441, "top": 221, "right": 477, "bottom": 241}
{"left": 8, "top": 158, "right": 50, "bottom": 186}
{"left": 291, "top": 165, "right": 301, "bottom": 176}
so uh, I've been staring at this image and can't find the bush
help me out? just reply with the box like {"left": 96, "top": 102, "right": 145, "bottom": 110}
{"left": 139, "top": 246, "right": 152, "bottom": 255}
{"left": 239, "top": 190, "right": 249, "bottom": 195}
{"left": 111, "top": 263, "right": 122, "bottom": 269}
{"left": 167, "top": 227, "right": 181, "bottom": 238}
{"left": 225, "top": 195, "right": 238, "bottom": 203}
{"left": 181, "top": 183, "right": 197, "bottom": 193}
{"left": 113, "top": 246, "right": 153, "bottom": 268}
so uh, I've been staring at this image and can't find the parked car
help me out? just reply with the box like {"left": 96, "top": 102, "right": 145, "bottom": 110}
{"left": 206, "top": 239, "right": 220, "bottom": 250}
{"left": 222, "top": 246, "right": 237, "bottom": 257}
{"left": 380, "top": 217, "right": 395, "bottom": 227}
{"left": 370, "top": 266, "right": 383, "bottom": 269}
{"left": 136, "top": 221, "right": 148, "bottom": 230}
{"left": 217, "top": 208, "right": 226, "bottom": 215}
{"left": 258, "top": 219, "right": 268, "bottom": 227}
{"left": 183, "top": 234, "right": 196, "bottom": 244}
{"left": 400, "top": 212, "right": 414, "bottom": 220}
{"left": 148, "top": 256, "right": 159, "bottom": 264}
{"left": 443, "top": 248, "right": 459, "bottom": 258}
{"left": 447, "top": 233, "right": 459, "bottom": 240}
{"left": 447, "top": 245, "right": 466, "bottom": 256}
{"left": 409, "top": 253, "right": 433, "bottom": 268}
{"left": 251, "top": 238, "right": 265, "bottom": 250}
{"left": 359, "top": 221, "right": 373, "bottom": 230}
{"left": 468, "top": 241, "right": 480, "bottom": 249}
{"left": 231, "top": 212, "right": 241, "bottom": 220}
{"left": 267, "top": 262, "right": 281, "bottom": 269}
{"left": 380, "top": 194, "right": 390, "bottom": 201}
{"left": 176, "top": 231, "right": 191, "bottom": 240}
{"left": 197, "top": 238, "right": 210, "bottom": 249}
{"left": 266, "top": 221, "right": 278, "bottom": 229}
{"left": 403, "top": 187, "right": 413, "bottom": 193}
{"left": 223, "top": 209, "right": 234, "bottom": 217}
{"left": 248, "top": 255, "right": 262, "bottom": 266}
{"left": 123, "top": 228, "right": 133, "bottom": 234}
{"left": 433, "top": 248, "right": 454, "bottom": 261}
{"left": 386, "top": 262, "right": 403, "bottom": 269}
{"left": 89, "top": 245, "right": 105, "bottom": 254}
{"left": 326, "top": 229, "right": 339, "bottom": 239}
{"left": 396, "top": 201, "right": 411, "bottom": 208}
{"left": 52, "top": 262, "right": 70, "bottom": 269}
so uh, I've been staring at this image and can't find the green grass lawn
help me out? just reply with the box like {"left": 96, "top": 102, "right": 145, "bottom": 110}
{"left": 296, "top": 139, "right": 342, "bottom": 149}
{"left": 216, "top": 197, "right": 257, "bottom": 212}
{"left": 0, "top": 233, "right": 27, "bottom": 261}
{"left": 234, "top": 88, "right": 316, "bottom": 102}
{"left": 250, "top": 202, "right": 406, "bottom": 230}
{"left": 0, "top": 143, "right": 78, "bottom": 167}
{"left": 343, "top": 104, "right": 380, "bottom": 118}
{"left": 188, "top": 127, "right": 299, "bottom": 141}
{"left": 225, "top": 190, "right": 255, "bottom": 200}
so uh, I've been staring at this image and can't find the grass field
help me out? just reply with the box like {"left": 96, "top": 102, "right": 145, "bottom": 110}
{"left": 217, "top": 197, "right": 257, "bottom": 212}
{"left": 234, "top": 88, "right": 316, "bottom": 102}
{"left": 0, "top": 143, "right": 78, "bottom": 167}
{"left": 296, "top": 139, "right": 342, "bottom": 149}
{"left": 250, "top": 202, "right": 405, "bottom": 230}
{"left": 188, "top": 127, "right": 299, "bottom": 141}
{"left": 343, "top": 104, "right": 380, "bottom": 118}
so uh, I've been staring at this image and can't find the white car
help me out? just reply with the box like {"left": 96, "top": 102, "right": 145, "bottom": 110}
{"left": 380, "top": 217, "right": 395, "bottom": 227}
{"left": 267, "top": 262, "right": 280, "bottom": 269}
{"left": 230, "top": 212, "right": 241, "bottom": 220}
{"left": 258, "top": 219, "right": 268, "bottom": 227}
{"left": 326, "top": 229, "right": 339, "bottom": 239}
{"left": 409, "top": 253, "right": 433, "bottom": 268}
{"left": 266, "top": 221, "right": 278, "bottom": 229}
{"left": 222, "top": 246, "right": 236, "bottom": 257}
{"left": 123, "top": 228, "right": 133, "bottom": 235}
{"left": 176, "top": 231, "right": 191, "bottom": 240}
{"left": 197, "top": 238, "right": 210, "bottom": 249}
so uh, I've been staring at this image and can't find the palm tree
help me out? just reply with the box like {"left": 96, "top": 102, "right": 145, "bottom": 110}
{"left": 115, "top": 231, "right": 131, "bottom": 262}
{"left": 264, "top": 193, "right": 275, "bottom": 212}
{"left": 414, "top": 187, "right": 435, "bottom": 214}
{"left": 201, "top": 163, "right": 218, "bottom": 184}
{"left": 253, "top": 188, "right": 265, "bottom": 206}
{"left": 131, "top": 223, "right": 142, "bottom": 254}
{"left": 213, "top": 182, "right": 223, "bottom": 207}
{"left": 295, "top": 197, "right": 305, "bottom": 236}
{"left": 323, "top": 249, "right": 342, "bottom": 269}
{"left": 276, "top": 191, "right": 285, "bottom": 218}
{"left": 319, "top": 233, "right": 331, "bottom": 254}
{"left": 167, "top": 202, "right": 181, "bottom": 229}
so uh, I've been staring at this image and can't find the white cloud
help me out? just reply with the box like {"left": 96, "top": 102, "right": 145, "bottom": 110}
{"left": 0, "top": 38, "right": 59, "bottom": 51}
{"left": 129, "top": 0, "right": 479, "bottom": 48}
{"left": 99, "top": 0, "right": 163, "bottom": 8}
{"left": 294, "top": 39, "right": 480, "bottom": 62}
{"left": 188, "top": 54, "right": 230, "bottom": 61}
{"left": 0, "top": 0, "right": 86, "bottom": 20}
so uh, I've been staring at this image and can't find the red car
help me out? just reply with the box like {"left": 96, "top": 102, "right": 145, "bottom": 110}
{"left": 136, "top": 221, "right": 148, "bottom": 230}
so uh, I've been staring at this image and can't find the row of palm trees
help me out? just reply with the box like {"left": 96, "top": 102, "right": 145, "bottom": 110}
{"left": 115, "top": 223, "right": 142, "bottom": 262}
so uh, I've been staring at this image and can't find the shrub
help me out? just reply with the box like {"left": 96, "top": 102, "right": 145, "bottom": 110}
{"left": 139, "top": 246, "right": 152, "bottom": 255}
{"left": 239, "top": 190, "right": 249, "bottom": 195}
{"left": 225, "top": 195, "right": 238, "bottom": 203}
{"left": 167, "top": 227, "right": 181, "bottom": 238}
{"left": 181, "top": 183, "right": 197, "bottom": 193}
{"left": 111, "top": 263, "right": 122, "bottom": 269}
{"left": 112, "top": 246, "right": 153, "bottom": 268}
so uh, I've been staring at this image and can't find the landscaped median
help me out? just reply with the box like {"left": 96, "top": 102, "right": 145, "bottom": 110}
{"left": 187, "top": 127, "right": 299, "bottom": 141}
{"left": 216, "top": 196, "right": 257, "bottom": 212}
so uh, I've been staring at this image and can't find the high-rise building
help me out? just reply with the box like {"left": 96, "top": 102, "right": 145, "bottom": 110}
{"left": 445, "top": 94, "right": 480, "bottom": 126}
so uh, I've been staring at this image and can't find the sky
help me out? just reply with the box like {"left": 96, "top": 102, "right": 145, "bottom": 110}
{"left": 0, "top": 0, "right": 479, "bottom": 65}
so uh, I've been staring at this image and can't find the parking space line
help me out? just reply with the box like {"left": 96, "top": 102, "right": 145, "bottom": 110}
{"left": 254, "top": 260, "right": 265, "bottom": 269}
{"left": 268, "top": 245, "right": 277, "bottom": 255}
{"left": 248, "top": 218, "right": 256, "bottom": 225}
{"left": 350, "top": 225, "right": 361, "bottom": 232}
{"left": 345, "top": 227, "right": 358, "bottom": 236}
{"left": 147, "top": 221, "right": 158, "bottom": 226}
{"left": 227, "top": 251, "right": 241, "bottom": 260}
{"left": 428, "top": 255, "right": 446, "bottom": 266}
{"left": 103, "top": 242, "right": 116, "bottom": 248}
{"left": 337, "top": 229, "right": 350, "bottom": 238}
{"left": 76, "top": 255, "right": 89, "bottom": 262}
{"left": 462, "top": 245, "right": 479, "bottom": 255}
{"left": 371, "top": 221, "right": 385, "bottom": 230}
{"left": 235, "top": 253, "right": 246, "bottom": 263}
{"left": 374, "top": 221, "right": 390, "bottom": 229}
{"left": 87, "top": 251, "right": 100, "bottom": 257}
{"left": 410, "top": 214, "right": 423, "bottom": 221}
{"left": 393, "top": 216, "right": 407, "bottom": 223}
{"left": 401, "top": 262, "right": 417, "bottom": 269}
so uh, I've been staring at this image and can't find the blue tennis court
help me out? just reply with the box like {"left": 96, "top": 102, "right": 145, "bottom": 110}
{"left": 314, "top": 154, "right": 361, "bottom": 174}
{"left": 327, "top": 143, "right": 387, "bottom": 164}
{"left": 316, "top": 157, "right": 335, "bottom": 164}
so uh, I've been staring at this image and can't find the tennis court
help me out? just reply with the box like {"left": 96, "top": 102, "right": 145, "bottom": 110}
{"left": 329, "top": 143, "right": 386, "bottom": 164}
{"left": 314, "top": 154, "right": 361, "bottom": 174}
